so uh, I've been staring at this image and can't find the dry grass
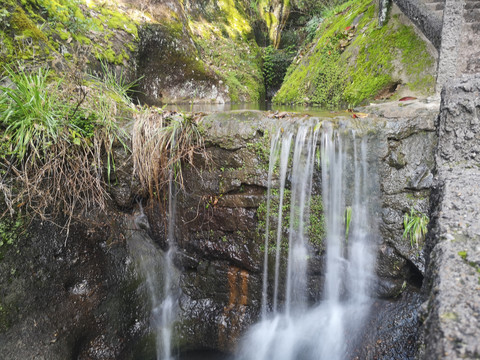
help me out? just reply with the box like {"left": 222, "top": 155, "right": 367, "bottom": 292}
{"left": 132, "top": 108, "right": 208, "bottom": 200}
{"left": 0, "top": 61, "right": 131, "bottom": 234}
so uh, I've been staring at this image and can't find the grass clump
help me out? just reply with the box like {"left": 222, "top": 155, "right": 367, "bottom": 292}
{"left": 0, "top": 62, "right": 132, "bottom": 232}
{"left": 403, "top": 207, "right": 429, "bottom": 248}
{"left": 132, "top": 109, "right": 208, "bottom": 200}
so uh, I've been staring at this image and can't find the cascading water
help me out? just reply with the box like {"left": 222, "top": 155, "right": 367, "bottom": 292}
{"left": 127, "top": 169, "right": 180, "bottom": 360}
{"left": 238, "top": 120, "right": 379, "bottom": 360}
{"left": 158, "top": 169, "right": 179, "bottom": 360}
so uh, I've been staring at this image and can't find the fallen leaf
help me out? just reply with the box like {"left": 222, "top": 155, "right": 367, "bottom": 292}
{"left": 399, "top": 96, "right": 417, "bottom": 101}
{"left": 355, "top": 112, "right": 368, "bottom": 118}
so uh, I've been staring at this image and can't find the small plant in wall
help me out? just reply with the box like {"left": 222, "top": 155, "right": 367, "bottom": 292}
{"left": 403, "top": 207, "right": 429, "bottom": 248}
{"left": 344, "top": 206, "right": 352, "bottom": 243}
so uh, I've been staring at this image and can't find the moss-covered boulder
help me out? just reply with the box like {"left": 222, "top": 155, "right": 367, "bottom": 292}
{"left": 274, "top": 0, "right": 437, "bottom": 107}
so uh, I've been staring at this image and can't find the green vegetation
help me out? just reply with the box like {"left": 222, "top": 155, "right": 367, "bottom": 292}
{"left": 0, "top": 213, "right": 24, "bottom": 250}
{"left": 344, "top": 206, "right": 352, "bottom": 241}
{"left": 403, "top": 207, "right": 429, "bottom": 248}
{"left": 191, "top": 16, "right": 264, "bottom": 102}
{"left": 246, "top": 129, "right": 271, "bottom": 169}
{"left": 0, "top": 62, "right": 132, "bottom": 228}
{"left": 274, "top": 0, "right": 435, "bottom": 107}
{"left": 257, "top": 189, "right": 326, "bottom": 253}
{"left": 263, "top": 45, "right": 296, "bottom": 97}
{"left": 132, "top": 109, "right": 208, "bottom": 200}
{"left": 0, "top": 0, "right": 138, "bottom": 68}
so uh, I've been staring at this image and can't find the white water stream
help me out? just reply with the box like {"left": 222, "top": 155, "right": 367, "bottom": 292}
{"left": 128, "top": 168, "right": 180, "bottom": 360}
{"left": 238, "top": 122, "right": 379, "bottom": 360}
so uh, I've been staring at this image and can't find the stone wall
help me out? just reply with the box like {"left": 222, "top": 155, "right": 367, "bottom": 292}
{"left": 393, "top": 0, "right": 443, "bottom": 49}
{"left": 418, "top": 75, "right": 480, "bottom": 359}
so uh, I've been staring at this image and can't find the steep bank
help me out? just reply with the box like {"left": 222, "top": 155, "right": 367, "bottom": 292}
{"left": 274, "top": 0, "right": 437, "bottom": 107}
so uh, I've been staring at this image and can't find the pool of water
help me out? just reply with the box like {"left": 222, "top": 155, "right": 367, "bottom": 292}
{"left": 178, "top": 349, "right": 231, "bottom": 360}
{"left": 163, "top": 102, "right": 338, "bottom": 118}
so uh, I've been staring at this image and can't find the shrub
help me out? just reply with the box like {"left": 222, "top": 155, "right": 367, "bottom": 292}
{"left": 132, "top": 109, "right": 207, "bottom": 200}
{"left": 263, "top": 45, "right": 296, "bottom": 98}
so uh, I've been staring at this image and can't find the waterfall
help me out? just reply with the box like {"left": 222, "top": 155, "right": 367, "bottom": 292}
{"left": 159, "top": 167, "right": 179, "bottom": 360}
{"left": 238, "top": 121, "right": 378, "bottom": 360}
{"left": 127, "top": 167, "right": 180, "bottom": 360}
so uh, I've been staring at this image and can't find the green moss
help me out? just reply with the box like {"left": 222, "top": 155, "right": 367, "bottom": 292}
{"left": 257, "top": 189, "right": 325, "bottom": 253}
{"left": 184, "top": 0, "right": 265, "bottom": 102}
{"left": 100, "top": 6, "right": 137, "bottom": 37}
{"left": 308, "top": 194, "right": 326, "bottom": 248}
{"left": 11, "top": 6, "right": 47, "bottom": 41}
{"left": 217, "top": 0, "right": 252, "bottom": 39}
{"left": 274, "top": 0, "right": 436, "bottom": 107}
{"left": 246, "top": 129, "right": 271, "bottom": 169}
{"left": 195, "top": 33, "right": 264, "bottom": 102}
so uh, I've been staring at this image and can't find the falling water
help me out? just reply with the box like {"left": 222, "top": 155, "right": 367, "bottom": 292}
{"left": 127, "top": 167, "right": 180, "bottom": 360}
{"left": 158, "top": 167, "right": 179, "bottom": 360}
{"left": 238, "top": 121, "right": 379, "bottom": 360}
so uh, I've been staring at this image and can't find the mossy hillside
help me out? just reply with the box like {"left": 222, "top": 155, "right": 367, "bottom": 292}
{"left": 274, "top": 0, "right": 436, "bottom": 107}
{"left": 0, "top": 0, "right": 139, "bottom": 69}
{"left": 188, "top": 0, "right": 265, "bottom": 102}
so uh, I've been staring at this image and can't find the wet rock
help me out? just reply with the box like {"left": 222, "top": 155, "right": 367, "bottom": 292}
{"left": 352, "top": 289, "right": 422, "bottom": 359}
{"left": 0, "top": 215, "right": 145, "bottom": 360}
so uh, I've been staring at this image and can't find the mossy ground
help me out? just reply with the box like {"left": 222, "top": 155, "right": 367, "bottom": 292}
{"left": 274, "top": 0, "right": 436, "bottom": 107}
{"left": 0, "top": 0, "right": 139, "bottom": 70}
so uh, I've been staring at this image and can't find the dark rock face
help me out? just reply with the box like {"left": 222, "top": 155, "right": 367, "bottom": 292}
{"left": 136, "top": 22, "right": 227, "bottom": 105}
{"left": 437, "top": 0, "right": 480, "bottom": 91}
{"left": 418, "top": 75, "right": 480, "bottom": 359}
{"left": 0, "top": 214, "right": 147, "bottom": 360}
{"left": 351, "top": 289, "right": 423, "bottom": 359}
{"left": 373, "top": 103, "right": 438, "bottom": 298}
{"left": 0, "top": 108, "right": 442, "bottom": 359}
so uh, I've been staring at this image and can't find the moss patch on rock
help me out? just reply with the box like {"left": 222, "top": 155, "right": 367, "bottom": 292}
{"left": 257, "top": 189, "right": 325, "bottom": 253}
{"left": 274, "top": 0, "right": 436, "bottom": 107}
{"left": 187, "top": 0, "right": 265, "bottom": 102}
{"left": 0, "top": 0, "right": 139, "bottom": 70}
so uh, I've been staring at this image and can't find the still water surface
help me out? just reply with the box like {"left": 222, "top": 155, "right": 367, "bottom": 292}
{"left": 164, "top": 102, "right": 339, "bottom": 118}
